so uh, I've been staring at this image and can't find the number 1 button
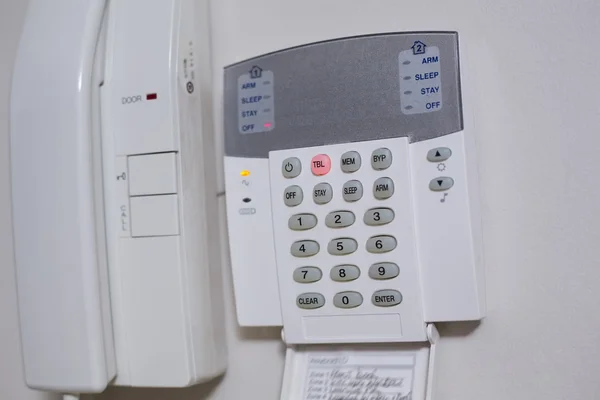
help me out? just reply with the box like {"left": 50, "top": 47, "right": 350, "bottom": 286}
{"left": 288, "top": 213, "right": 317, "bottom": 231}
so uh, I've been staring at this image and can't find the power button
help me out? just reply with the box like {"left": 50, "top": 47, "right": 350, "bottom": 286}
{"left": 282, "top": 157, "right": 302, "bottom": 178}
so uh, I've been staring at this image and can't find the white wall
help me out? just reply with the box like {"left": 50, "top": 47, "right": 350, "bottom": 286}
{"left": 3, "top": 0, "right": 600, "bottom": 399}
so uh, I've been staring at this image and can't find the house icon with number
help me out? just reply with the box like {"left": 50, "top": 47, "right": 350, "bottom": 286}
{"left": 249, "top": 65, "right": 262, "bottom": 79}
{"left": 411, "top": 41, "right": 427, "bottom": 55}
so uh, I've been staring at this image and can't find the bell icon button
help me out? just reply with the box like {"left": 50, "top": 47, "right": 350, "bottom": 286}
{"left": 282, "top": 157, "right": 301, "bottom": 178}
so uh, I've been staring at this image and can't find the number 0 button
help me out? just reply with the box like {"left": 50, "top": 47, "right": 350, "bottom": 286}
{"left": 366, "top": 235, "right": 397, "bottom": 253}
{"left": 291, "top": 240, "right": 320, "bottom": 257}
{"left": 334, "top": 291, "right": 363, "bottom": 309}
{"left": 327, "top": 238, "right": 358, "bottom": 255}
{"left": 288, "top": 213, "right": 317, "bottom": 231}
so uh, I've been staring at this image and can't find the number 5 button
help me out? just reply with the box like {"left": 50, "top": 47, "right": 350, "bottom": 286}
{"left": 327, "top": 238, "right": 358, "bottom": 255}
{"left": 291, "top": 240, "right": 320, "bottom": 257}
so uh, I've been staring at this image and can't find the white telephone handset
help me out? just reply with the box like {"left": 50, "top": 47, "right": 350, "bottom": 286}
{"left": 11, "top": 0, "right": 226, "bottom": 394}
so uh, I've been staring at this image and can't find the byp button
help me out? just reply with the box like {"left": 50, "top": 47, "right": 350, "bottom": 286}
{"left": 311, "top": 154, "right": 331, "bottom": 176}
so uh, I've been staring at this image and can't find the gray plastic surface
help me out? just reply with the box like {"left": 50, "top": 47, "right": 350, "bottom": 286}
{"left": 224, "top": 32, "right": 463, "bottom": 158}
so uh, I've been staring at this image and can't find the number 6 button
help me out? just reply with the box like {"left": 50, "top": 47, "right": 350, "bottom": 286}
{"left": 327, "top": 238, "right": 358, "bottom": 255}
{"left": 366, "top": 235, "right": 397, "bottom": 253}
{"left": 291, "top": 240, "right": 320, "bottom": 257}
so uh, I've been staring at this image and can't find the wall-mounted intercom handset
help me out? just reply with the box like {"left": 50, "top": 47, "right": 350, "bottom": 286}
{"left": 10, "top": 0, "right": 226, "bottom": 395}
{"left": 224, "top": 32, "right": 485, "bottom": 398}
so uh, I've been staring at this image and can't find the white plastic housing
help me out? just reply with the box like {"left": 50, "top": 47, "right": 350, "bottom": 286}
{"left": 224, "top": 156, "right": 283, "bottom": 326}
{"left": 10, "top": 0, "right": 226, "bottom": 392}
{"left": 100, "top": 0, "right": 227, "bottom": 387}
{"left": 10, "top": 0, "right": 115, "bottom": 392}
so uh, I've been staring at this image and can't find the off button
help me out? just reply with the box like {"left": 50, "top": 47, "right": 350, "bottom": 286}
{"left": 311, "top": 154, "right": 331, "bottom": 176}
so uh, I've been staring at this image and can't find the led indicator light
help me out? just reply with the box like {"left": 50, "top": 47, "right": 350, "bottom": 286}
{"left": 264, "top": 122, "right": 272, "bottom": 128}
{"left": 240, "top": 170, "right": 250, "bottom": 177}
{"left": 146, "top": 93, "right": 158, "bottom": 100}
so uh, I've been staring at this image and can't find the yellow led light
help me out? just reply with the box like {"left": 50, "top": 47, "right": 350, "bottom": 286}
{"left": 240, "top": 170, "right": 250, "bottom": 177}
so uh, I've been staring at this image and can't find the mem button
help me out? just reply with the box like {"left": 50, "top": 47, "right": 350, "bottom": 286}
{"left": 311, "top": 154, "right": 331, "bottom": 176}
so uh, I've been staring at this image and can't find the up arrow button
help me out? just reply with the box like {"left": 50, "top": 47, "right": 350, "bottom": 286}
{"left": 429, "top": 177, "right": 454, "bottom": 191}
{"left": 427, "top": 147, "right": 452, "bottom": 162}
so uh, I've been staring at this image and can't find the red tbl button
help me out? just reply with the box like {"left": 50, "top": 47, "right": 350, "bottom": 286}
{"left": 311, "top": 154, "right": 331, "bottom": 176}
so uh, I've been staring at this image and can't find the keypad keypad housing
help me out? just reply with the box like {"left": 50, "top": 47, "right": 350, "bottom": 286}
{"left": 269, "top": 138, "right": 428, "bottom": 343}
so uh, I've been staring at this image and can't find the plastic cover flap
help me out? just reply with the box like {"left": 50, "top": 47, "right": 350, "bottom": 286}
{"left": 281, "top": 343, "right": 430, "bottom": 400}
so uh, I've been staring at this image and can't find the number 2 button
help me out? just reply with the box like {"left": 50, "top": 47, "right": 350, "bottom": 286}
{"left": 325, "top": 211, "right": 355, "bottom": 228}
{"left": 291, "top": 240, "right": 320, "bottom": 257}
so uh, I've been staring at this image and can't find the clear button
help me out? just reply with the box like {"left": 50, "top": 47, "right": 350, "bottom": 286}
{"left": 297, "top": 292, "right": 325, "bottom": 309}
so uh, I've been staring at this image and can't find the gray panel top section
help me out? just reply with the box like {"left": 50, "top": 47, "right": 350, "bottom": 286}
{"left": 225, "top": 32, "right": 463, "bottom": 158}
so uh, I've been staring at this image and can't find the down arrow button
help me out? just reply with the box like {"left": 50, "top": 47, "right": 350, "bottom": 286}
{"left": 429, "top": 177, "right": 454, "bottom": 191}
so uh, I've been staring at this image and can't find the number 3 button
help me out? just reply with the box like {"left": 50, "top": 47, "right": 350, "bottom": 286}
{"left": 364, "top": 208, "right": 394, "bottom": 226}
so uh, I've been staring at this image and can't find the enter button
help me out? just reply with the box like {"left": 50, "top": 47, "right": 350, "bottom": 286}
{"left": 372, "top": 289, "right": 403, "bottom": 307}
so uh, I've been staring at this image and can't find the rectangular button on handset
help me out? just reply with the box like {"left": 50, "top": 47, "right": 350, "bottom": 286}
{"left": 128, "top": 152, "right": 177, "bottom": 196}
{"left": 130, "top": 194, "right": 180, "bottom": 237}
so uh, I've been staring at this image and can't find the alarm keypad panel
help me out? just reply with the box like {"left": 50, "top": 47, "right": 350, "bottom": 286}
{"left": 269, "top": 138, "right": 431, "bottom": 343}
{"left": 224, "top": 31, "right": 485, "bottom": 333}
